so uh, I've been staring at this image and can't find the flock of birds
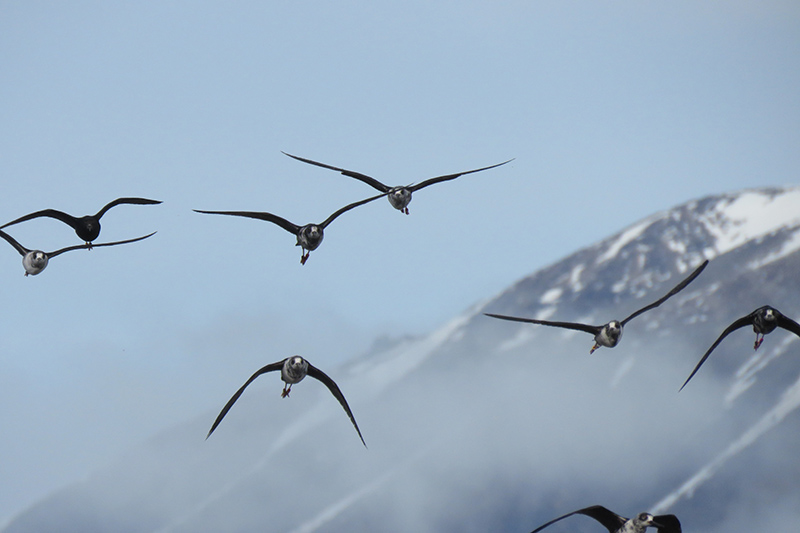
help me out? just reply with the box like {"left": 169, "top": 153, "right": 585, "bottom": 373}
{"left": 3, "top": 153, "right": 800, "bottom": 533}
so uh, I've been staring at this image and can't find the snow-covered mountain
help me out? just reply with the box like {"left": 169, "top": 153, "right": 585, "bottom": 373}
{"left": 4, "top": 187, "right": 800, "bottom": 533}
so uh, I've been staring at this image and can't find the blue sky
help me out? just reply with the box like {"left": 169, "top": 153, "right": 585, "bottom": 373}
{"left": 1, "top": 0, "right": 799, "bottom": 524}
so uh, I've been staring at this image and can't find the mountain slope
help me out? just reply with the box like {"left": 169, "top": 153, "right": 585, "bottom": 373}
{"left": 4, "top": 186, "right": 800, "bottom": 533}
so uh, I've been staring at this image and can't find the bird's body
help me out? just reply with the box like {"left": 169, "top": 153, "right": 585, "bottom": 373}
{"left": 206, "top": 355, "right": 366, "bottom": 447}
{"left": 194, "top": 192, "right": 385, "bottom": 264}
{"left": 282, "top": 151, "right": 512, "bottom": 214}
{"left": 1, "top": 197, "right": 162, "bottom": 246}
{"left": 486, "top": 260, "right": 709, "bottom": 353}
{"left": 529, "top": 505, "right": 681, "bottom": 533}
{"left": 0, "top": 229, "right": 156, "bottom": 276}
{"left": 680, "top": 305, "right": 800, "bottom": 390}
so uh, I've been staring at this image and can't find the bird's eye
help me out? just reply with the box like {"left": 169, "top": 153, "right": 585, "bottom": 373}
{"left": 638, "top": 513, "right": 650, "bottom": 521}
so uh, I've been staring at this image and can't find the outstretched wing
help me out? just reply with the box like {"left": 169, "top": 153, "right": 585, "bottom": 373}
{"left": 206, "top": 360, "right": 286, "bottom": 438}
{"left": 484, "top": 312, "right": 601, "bottom": 335}
{"left": 680, "top": 314, "right": 754, "bottom": 391}
{"left": 94, "top": 197, "right": 162, "bottom": 219}
{"left": 307, "top": 363, "right": 366, "bottom": 447}
{"left": 194, "top": 209, "right": 300, "bottom": 235}
{"left": 320, "top": 192, "right": 387, "bottom": 229}
{"left": 777, "top": 313, "right": 800, "bottom": 339}
{"left": 48, "top": 231, "right": 157, "bottom": 258}
{"left": 621, "top": 260, "right": 709, "bottom": 325}
{"left": 530, "top": 505, "right": 626, "bottom": 533}
{"left": 282, "top": 152, "right": 390, "bottom": 193}
{"left": 1, "top": 209, "right": 79, "bottom": 231}
{"left": 409, "top": 159, "right": 513, "bottom": 192}
{"left": 654, "top": 514, "right": 682, "bottom": 533}
{"left": 0, "top": 229, "right": 30, "bottom": 256}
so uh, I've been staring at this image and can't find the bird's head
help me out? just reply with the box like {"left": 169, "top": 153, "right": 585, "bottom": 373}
{"left": 23, "top": 251, "right": 49, "bottom": 276}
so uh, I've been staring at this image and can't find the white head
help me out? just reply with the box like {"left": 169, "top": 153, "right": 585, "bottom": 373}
{"left": 282, "top": 356, "right": 309, "bottom": 384}
{"left": 22, "top": 251, "right": 49, "bottom": 276}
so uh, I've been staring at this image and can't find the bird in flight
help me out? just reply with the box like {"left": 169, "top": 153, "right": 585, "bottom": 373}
{"left": 206, "top": 355, "right": 366, "bottom": 447}
{"left": 680, "top": 305, "right": 800, "bottom": 390}
{"left": 1, "top": 197, "right": 162, "bottom": 247}
{"left": 0, "top": 229, "right": 156, "bottom": 276}
{"left": 194, "top": 192, "right": 385, "bottom": 264}
{"left": 529, "top": 505, "right": 681, "bottom": 533}
{"left": 486, "top": 260, "right": 708, "bottom": 353}
{"left": 282, "top": 151, "right": 512, "bottom": 214}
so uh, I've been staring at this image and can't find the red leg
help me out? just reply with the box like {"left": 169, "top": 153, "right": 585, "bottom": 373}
{"left": 754, "top": 334, "right": 764, "bottom": 350}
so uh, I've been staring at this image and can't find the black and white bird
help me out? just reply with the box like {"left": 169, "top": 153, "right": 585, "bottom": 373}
{"left": 485, "top": 260, "right": 708, "bottom": 353}
{"left": 206, "top": 355, "right": 366, "bottom": 447}
{"left": 1, "top": 197, "right": 162, "bottom": 247}
{"left": 282, "top": 151, "right": 512, "bottom": 214}
{"left": 0, "top": 229, "right": 156, "bottom": 276}
{"left": 529, "top": 505, "right": 681, "bottom": 533}
{"left": 194, "top": 192, "right": 385, "bottom": 264}
{"left": 680, "top": 305, "right": 800, "bottom": 390}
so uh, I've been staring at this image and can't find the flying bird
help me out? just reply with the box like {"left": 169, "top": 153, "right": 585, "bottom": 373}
{"left": 485, "top": 260, "right": 708, "bottom": 353}
{"left": 282, "top": 151, "right": 512, "bottom": 214}
{"left": 1, "top": 197, "right": 162, "bottom": 247}
{"left": 194, "top": 192, "right": 385, "bottom": 264}
{"left": 680, "top": 305, "right": 800, "bottom": 390}
{"left": 0, "top": 229, "right": 156, "bottom": 276}
{"left": 206, "top": 355, "right": 366, "bottom": 447}
{"left": 529, "top": 505, "right": 681, "bottom": 533}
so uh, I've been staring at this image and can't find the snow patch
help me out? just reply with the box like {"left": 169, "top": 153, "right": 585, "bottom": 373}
{"left": 569, "top": 264, "right": 585, "bottom": 292}
{"left": 701, "top": 189, "right": 800, "bottom": 257}
{"left": 540, "top": 287, "right": 563, "bottom": 304}
{"left": 351, "top": 313, "right": 472, "bottom": 396}
{"left": 596, "top": 218, "right": 653, "bottom": 264}
{"left": 746, "top": 225, "right": 800, "bottom": 270}
{"left": 653, "top": 370, "right": 800, "bottom": 513}
{"left": 725, "top": 334, "right": 798, "bottom": 405}
{"left": 535, "top": 306, "right": 557, "bottom": 321}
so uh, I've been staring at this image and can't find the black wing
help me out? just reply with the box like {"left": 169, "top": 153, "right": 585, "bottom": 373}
{"left": 679, "top": 314, "right": 754, "bottom": 391}
{"left": 194, "top": 209, "right": 301, "bottom": 235}
{"left": 530, "top": 505, "right": 626, "bottom": 533}
{"left": 48, "top": 231, "right": 157, "bottom": 258}
{"left": 654, "top": 514, "right": 682, "bottom": 533}
{"left": 282, "top": 152, "right": 390, "bottom": 193}
{"left": 777, "top": 313, "right": 800, "bottom": 339}
{"left": 94, "top": 197, "right": 162, "bottom": 219}
{"left": 320, "top": 192, "right": 387, "bottom": 229}
{"left": 0, "top": 229, "right": 30, "bottom": 256}
{"left": 484, "top": 312, "right": 601, "bottom": 335}
{"left": 621, "top": 260, "right": 709, "bottom": 325}
{"left": 206, "top": 360, "right": 286, "bottom": 438}
{"left": 307, "top": 363, "right": 367, "bottom": 448}
{"left": 1, "top": 208, "right": 80, "bottom": 231}
{"left": 409, "top": 159, "right": 513, "bottom": 192}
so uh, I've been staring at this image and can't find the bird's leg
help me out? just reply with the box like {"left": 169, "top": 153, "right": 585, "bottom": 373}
{"left": 589, "top": 343, "right": 600, "bottom": 354}
{"left": 300, "top": 250, "right": 309, "bottom": 265}
{"left": 754, "top": 333, "right": 764, "bottom": 350}
{"left": 403, "top": 207, "right": 409, "bottom": 215}
{"left": 85, "top": 241, "right": 94, "bottom": 250}
{"left": 281, "top": 384, "right": 292, "bottom": 398}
